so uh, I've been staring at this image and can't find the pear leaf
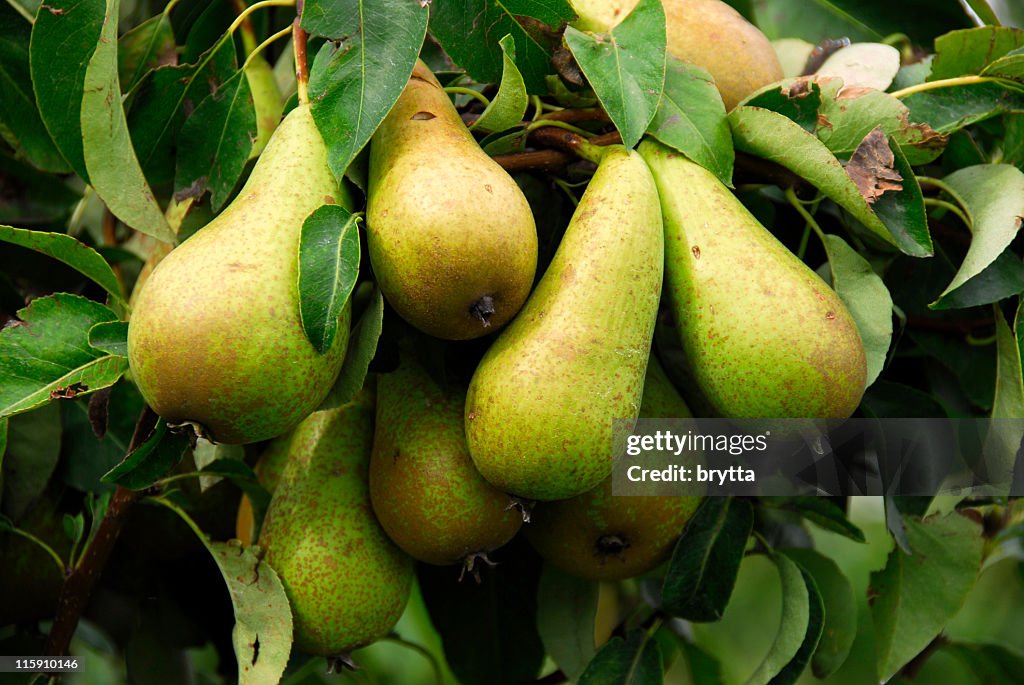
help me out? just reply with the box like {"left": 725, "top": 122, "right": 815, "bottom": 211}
{"left": 992, "top": 302, "right": 1024, "bottom": 420}
{"left": 928, "top": 26, "right": 1024, "bottom": 81}
{"left": 901, "top": 81, "right": 1024, "bottom": 136}
{"left": 174, "top": 68, "right": 257, "bottom": 212}
{"left": 0, "top": 225, "right": 127, "bottom": 311}
{"left": 117, "top": 11, "right": 177, "bottom": 93}
{"left": 564, "top": 0, "right": 667, "bottom": 149}
{"left": 298, "top": 204, "right": 361, "bottom": 354}
{"left": 330, "top": 287, "right": 384, "bottom": 406}
{"left": 933, "top": 164, "right": 1024, "bottom": 304}
{"left": 981, "top": 48, "right": 1024, "bottom": 83}
{"left": 536, "top": 566, "right": 598, "bottom": 682}
{"left": 2, "top": 403, "right": 62, "bottom": 521}
{"left": 471, "top": 34, "right": 529, "bottom": 134}
{"left": 88, "top": 322, "right": 129, "bottom": 358}
{"left": 0, "top": 294, "right": 128, "bottom": 419}
{"left": 870, "top": 512, "right": 984, "bottom": 681}
{"left": 307, "top": 0, "right": 429, "bottom": 183}
{"left": 815, "top": 43, "right": 901, "bottom": 91}
{"left": 101, "top": 418, "right": 190, "bottom": 489}
{"left": 647, "top": 57, "right": 734, "bottom": 186}
{"left": 578, "top": 628, "right": 662, "bottom": 685}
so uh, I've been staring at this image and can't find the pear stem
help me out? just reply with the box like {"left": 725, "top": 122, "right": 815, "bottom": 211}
{"left": 231, "top": 0, "right": 259, "bottom": 54}
{"left": 226, "top": 0, "right": 295, "bottom": 36}
{"left": 529, "top": 126, "right": 607, "bottom": 165}
{"left": 293, "top": 14, "right": 310, "bottom": 104}
{"left": 785, "top": 187, "right": 828, "bottom": 248}
{"left": 443, "top": 86, "right": 491, "bottom": 108}
{"left": 242, "top": 25, "right": 294, "bottom": 70}
{"left": 889, "top": 74, "right": 1000, "bottom": 99}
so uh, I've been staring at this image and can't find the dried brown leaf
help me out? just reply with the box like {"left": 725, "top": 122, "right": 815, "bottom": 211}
{"left": 846, "top": 126, "right": 903, "bottom": 204}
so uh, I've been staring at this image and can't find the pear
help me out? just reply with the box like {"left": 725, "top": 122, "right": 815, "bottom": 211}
{"left": 127, "top": 104, "right": 352, "bottom": 444}
{"left": 259, "top": 383, "right": 414, "bottom": 656}
{"left": 234, "top": 442, "right": 290, "bottom": 545}
{"left": 369, "top": 351, "right": 522, "bottom": 568}
{"left": 569, "top": 0, "right": 783, "bottom": 109}
{"left": 638, "top": 140, "right": 867, "bottom": 418}
{"left": 465, "top": 146, "right": 663, "bottom": 501}
{"left": 526, "top": 357, "right": 702, "bottom": 580}
{"left": 366, "top": 60, "right": 537, "bottom": 340}
{"left": 244, "top": 53, "right": 284, "bottom": 158}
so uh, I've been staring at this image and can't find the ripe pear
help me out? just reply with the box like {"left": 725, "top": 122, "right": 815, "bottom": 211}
{"left": 366, "top": 60, "right": 537, "bottom": 340}
{"left": 526, "top": 357, "right": 702, "bottom": 580}
{"left": 638, "top": 140, "right": 867, "bottom": 418}
{"left": 128, "top": 104, "right": 352, "bottom": 444}
{"left": 369, "top": 352, "right": 522, "bottom": 567}
{"left": 258, "top": 383, "right": 414, "bottom": 656}
{"left": 569, "top": 0, "right": 783, "bottom": 109}
{"left": 465, "top": 146, "right": 663, "bottom": 501}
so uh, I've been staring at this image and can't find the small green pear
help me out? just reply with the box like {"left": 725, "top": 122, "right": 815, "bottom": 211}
{"left": 369, "top": 352, "right": 522, "bottom": 567}
{"left": 526, "top": 357, "right": 702, "bottom": 580}
{"left": 244, "top": 53, "right": 285, "bottom": 158}
{"left": 569, "top": 0, "right": 783, "bottom": 109}
{"left": 259, "top": 383, "right": 414, "bottom": 656}
{"left": 128, "top": 104, "right": 352, "bottom": 444}
{"left": 465, "top": 146, "right": 663, "bottom": 501}
{"left": 366, "top": 60, "right": 537, "bottom": 340}
{"left": 639, "top": 140, "right": 867, "bottom": 418}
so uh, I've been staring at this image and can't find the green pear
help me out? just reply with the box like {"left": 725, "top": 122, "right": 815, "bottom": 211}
{"left": 570, "top": 0, "right": 783, "bottom": 109}
{"left": 244, "top": 53, "right": 284, "bottom": 158}
{"left": 369, "top": 352, "right": 522, "bottom": 567}
{"left": 465, "top": 146, "right": 663, "bottom": 501}
{"left": 526, "top": 357, "right": 702, "bottom": 580}
{"left": 366, "top": 60, "right": 537, "bottom": 340}
{"left": 638, "top": 140, "right": 867, "bottom": 418}
{"left": 259, "top": 383, "right": 414, "bottom": 656}
{"left": 127, "top": 104, "right": 352, "bottom": 444}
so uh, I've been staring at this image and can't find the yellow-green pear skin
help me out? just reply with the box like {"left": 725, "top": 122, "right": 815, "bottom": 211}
{"left": 526, "top": 357, "right": 702, "bottom": 581}
{"left": 127, "top": 105, "right": 352, "bottom": 444}
{"left": 570, "top": 0, "right": 783, "bottom": 109}
{"left": 259, "top": 385, "right": 414, "bottom": 656}
{"left": 367, "top": 61, "right": 538, "bottom": 340}
{"left": 638, "top": 140, "right": 867, "bottom": 418}
{"left": 369, "top": 354, "right": 522, "bottom": 566}
{"left": 465, "top": 146, "right": 663, "bottom": 501}
{"left": 244, "top": 52, "right": 285, "bottom": 158}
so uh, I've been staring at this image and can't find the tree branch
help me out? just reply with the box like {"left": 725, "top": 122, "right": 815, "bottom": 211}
{"left": 44, "top": 406, "right": 158, "bottom": 657}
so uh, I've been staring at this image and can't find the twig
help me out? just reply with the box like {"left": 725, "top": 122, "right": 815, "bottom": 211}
{"left": 491, "top": 131, "right": 622, "bottom": 173}
{"left": 44, "top": 406, "right": 158, "bottom": 657}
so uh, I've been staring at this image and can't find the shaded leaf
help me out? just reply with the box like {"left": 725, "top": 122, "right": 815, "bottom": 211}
{"left": 537, "top": 565, "right": 598, "bottom": 682}
{"left": 472, "top": 34, "right": 529, "bottom": 134}
{"left": 88, "top": 321, "right": 128, "bottom": 357}
{"left": 0, "top": 294, "right": 127, "bottom": 418}
{"left": 931, "top": 250, "right": 1024, "bottom": 310}
{"left": 118, "top": 12, "right": 176, "bottom": 93}
{"left": 870, "top": 512, "right": 984, "bottom": 681}
{"left": 174, "top": 68, "right": 256, "bottom": 211}
{"left": 298, "top": 204, "right": 361, "bottom": 354}
{"left": 330, "top": 287, "right": 384, "bottom": 407}
{"left": 753, "top": 554, "right": 824, "bottom": 685}
{"left": 662, "top": 498, "right": 754, "bottom": 621}
{"left": 578, "top": 628, "right": 662, "bottom": 685}
{"left": 101, "top": 419, "right": 190, "bottom": 489}
{"left": 759, "top": 497, "right": 866, "bottom": 543}
{"left": 647, "top": 57, "right": 734, "bottom": 186}
{"left": 0, "top": 225, "right": 127, "bottom": 310}
{"left": 564, "top": 0, "right": 666, "bottom": 149}
{"left": 1, "top": 402, "right": 61, "bottom": 521}
{"left": 944, "top": 642, "right": 1024, "bottom": 681}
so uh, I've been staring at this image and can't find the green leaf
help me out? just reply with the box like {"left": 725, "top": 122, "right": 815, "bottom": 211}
{"left": 929, "top": 26, "right": 1024, "bottom": 80}
{"left": 429, "top": 0, "right": 574, "bottom": 94}
{"left": 931, "top": 250, "right": 1024, "bottom": 310}
{"left": 127, "top": 37, "right": 237, "bottom": 192}
{"left": 821, "top": 233, "right": 894, "bottom": 386}
{"left": 79, "top": 0, "right": 173, "bottom": 242}
{"left": 780, "top": 549, "right": 857, "bottom": 679}
{"left": 981, "top": 47, "right": 1024, "bottom": 83}
{"left": 746, "top": 553, "right": 824, "bottom": 685}
{"left": 901, "top": 80, "right": 1024, "bottom": 135}
{"left": 0, "top": 151, "right": 80, "bottom": 224}
{"left": 117, "top": 12, "right": 176, "bottom": 94}
{"left": 60, "top": 382, "right": 144, "bottom": 493}
{"left": 536, "top": 566, "right": 598, "bottom": 682}
{"left": 29, "top": 0, "right": 106, "bottom": 179}
{"left": 933, "top": 164, "right": 1024, "bottom": 303}
{"left": 192, "top": 438, "right": 245, "bottom": 491}
{"left": 298, "top": 204, "right": 361, "bottom": 354}
{"left": 662, "top": 498, "right": 754, "bottom": 622}
{"left": 0, "top": 3, "right": 69, "bottom": 173}
{"left": 471, "top": 35, "right": 529, "bottom": 134}
{"left": 174, "top": 68, "right": 256, "bottom": 211}
{"left": 647, "top": 57, "right": 734, "bottom": 186}
{"left": 0, "top": 225, "right": 127, "bottom": 310}
{"left": 944, "top": 642, "right": 1024, "bottom": 681}
{"left": 564, "top": 0, "right": 666, "bottom": 149}
{"left": 1, "top": 402, "right": 61, "bottom": 521}
{"left": 101, "top": 419, "right": 189, "bottom": 489}
{"left": 815, "top": 43, "right": 901, "bottom": 91}
{"left": 991, "top": 302, "right": 1024, "bottom": 418}
{"left": 729, "top": 106, "right": 930, "bottom": 256}
{"left": 330, "top": 287, "right": 384, "bottom": 406}
{"left": 0, "top": 293, "right": 127, "bottom": 418}
{"left": 678, "top": 641, "right": 726, "bottom": 685}
{"left": 149, "top": 497, "right": 292, "bottom": 685}
{"left": 759, "top": 497, "right": 866, "bottom": 543}
{"left": 307, "top": 0, "right": 428, "bottom": 183}
{"left": 870, "top": 512, "right": 984, "bottom": 681}
{"left": 88, "top": 321, "right": 128, "bottom": 357}
{"left": 579, "top": 628, "right": 662, "bottom": 685}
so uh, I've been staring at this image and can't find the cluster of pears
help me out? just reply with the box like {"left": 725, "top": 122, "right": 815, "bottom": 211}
{"left": 126, "top": 19, "right": 866, "bottom": 658}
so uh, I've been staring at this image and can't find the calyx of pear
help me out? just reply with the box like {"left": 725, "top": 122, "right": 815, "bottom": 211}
{"left": 127, "top": 104, "right": 351, "bottom": 444}
{"left": 465, "top": 145, "right": 663, "bottom": 501}
{"left": 366, "top": 60, "right": 538, "bottom": 340}
{"left": 570, "top": 0, "right": 784, "bottom": 109}
{"left": 639, "top": 139, "right": 867, "bottom": 418}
